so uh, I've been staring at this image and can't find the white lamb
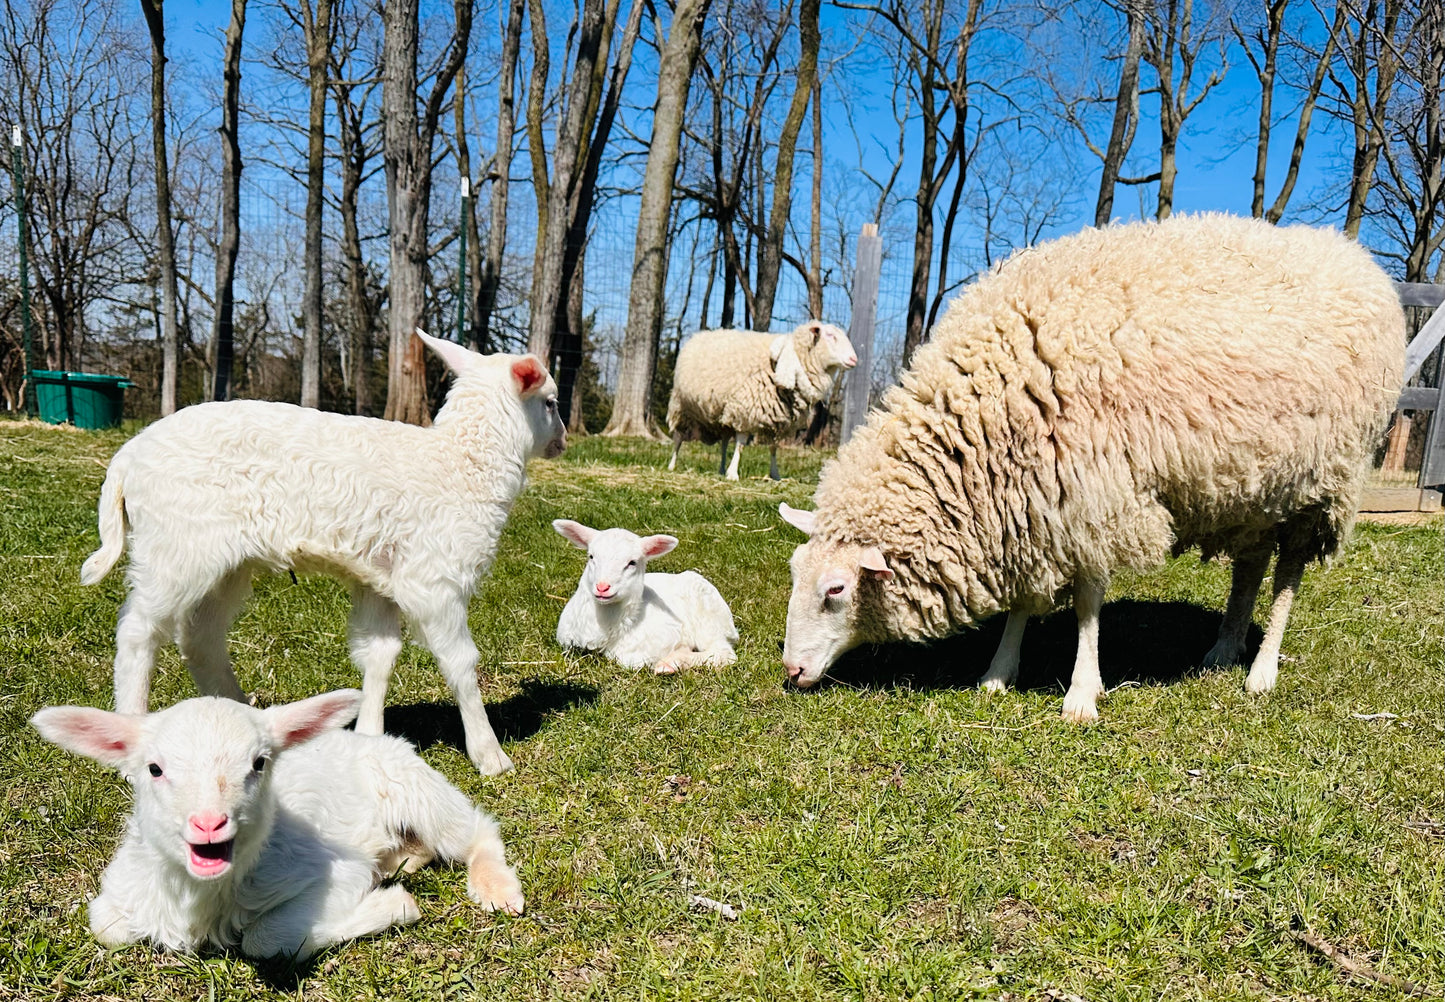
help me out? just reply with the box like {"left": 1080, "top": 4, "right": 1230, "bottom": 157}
{"left": 80, "top": 330, "right": 565, "bottom": 776}
{"left": 552, "top": 520, "right": 738, "bottom": 673}
{"left": 666, "top": 320, "right": 857, "bottom": 480}
{"left": 29, "top": 689, "right": 524, "bottom": 961}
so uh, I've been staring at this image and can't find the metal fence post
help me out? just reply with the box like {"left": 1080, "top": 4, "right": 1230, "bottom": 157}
{"left": 841, "top": 223, "right": 881, "bottom": 444}
{"left": 457, "top": 176, "right": 469, "bottom": 344}
{"left": 12, "top": 125, "right": 35, "bottom": 416}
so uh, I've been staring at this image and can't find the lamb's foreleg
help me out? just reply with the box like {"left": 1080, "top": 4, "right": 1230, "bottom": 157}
{"left": 411, "top": 601, "right": 512, "bottom": 775}
{"left": 979, "top": 610, "right": 1028, "bottom": 693}
{"left": 1061, "top": 578, "right": 1107, "bottom": 723}
{"left": 349, "top": 586, "right": 403, "bottom": 737}
{"left": 243, "top": 879, "right": 420, "bottom": 961}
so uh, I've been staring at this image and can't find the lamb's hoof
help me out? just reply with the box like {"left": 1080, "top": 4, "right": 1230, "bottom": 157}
{"left": 469, "top": 868, "right": 525, "bottom": 916}
{"left": 979, "top": 677, "right": 1009, "bottom": 694}
{"left": 380, "top": 886, "right": 422, "bottom": 926}
{"left": 653, "top": 661, "right": 682, "bottom": 675}
{"left": 1060, "top": 692, "right": 1100, "bottom": 723}
{"left": 471, "top": 746, "right": 515, "bottom": 777}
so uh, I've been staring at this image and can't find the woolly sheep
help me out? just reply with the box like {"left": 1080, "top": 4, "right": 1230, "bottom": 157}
{"left": 777, "top": 214, "right": 1404, "bottom": 721}
{"left": 552, "top": 520, "right": 738, "bottom": 673}
{"left": 80, "top": 330, "right": 565, "bottom": 776}
{"left": 666, "top": 320, "right": 858, "bottom": 480}
{"left": 29, "top": 690, "right": 524, "bottom": 960}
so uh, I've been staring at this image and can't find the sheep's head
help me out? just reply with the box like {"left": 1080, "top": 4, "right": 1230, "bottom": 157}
{"left": 800, "top": 321, "right": 858, "bottom": 374}
{"left": 417, "top": 329, "right": 567, "bottom": 459}
{"left": 30, "top": 691, "right": 361, "bottom": 882}
{"left": 778, "top": 503, "right": 892, "bottom": 688}
{"left": 553, "top": 520, "right": 678, "bottom": 607}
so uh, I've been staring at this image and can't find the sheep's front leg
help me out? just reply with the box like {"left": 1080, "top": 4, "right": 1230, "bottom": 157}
{"left": 979, "top": 610, "right": 1028, "bottom": 693}
{"left": 668, "top": 430, "right": 683, "bottom": 471}
{"left": 349, "top": 586, "right": 403, "bottom": 737}
{"left": 717, "top": 439, "right": 729, "bottom": 476}
{"left": 1203, "top": 544, "right": 1270, "bottom": 668}
{"left": 725, "top": 434, "right": 744, "bottom": 481}
{"left": 768, "top": 443, "right": 780, "bottom": 481}
{"left": 1246, "top": 543, "right": 1308, "bottom": 695}
{"left": 1061, "top": 578, "right": 1107, "bottom": 723}
{"left": 412, "top": 601, "right": 513, "bottom": 775}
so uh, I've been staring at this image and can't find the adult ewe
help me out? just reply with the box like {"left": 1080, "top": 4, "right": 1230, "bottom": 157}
{"left": 81, "top": 331, "right": 565, "bottom": 775}
{"left": 778, "top": 215, "right": 1404, "bottom": 721}
{"left": 666, "top": 320, "right": 857, "bottom": 480}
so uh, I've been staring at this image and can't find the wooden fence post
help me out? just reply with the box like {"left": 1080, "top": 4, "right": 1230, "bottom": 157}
{"left": 841, "top": 223, "right": 881, "bottom": 445}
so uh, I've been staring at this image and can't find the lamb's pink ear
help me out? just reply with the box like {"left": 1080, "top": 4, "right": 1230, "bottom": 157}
{"left": 415, "top": 327, "right": 477, "bottom": 375}
{"left": 809, "top": 322, "right": 822, "bottom": 345}
{"left": 263, "top": 690, "right": 362, "bottom": 750}
{"left": 778, "top": 502, "right": 817, "bottom": 537}
{"left": 30, "top": 706, "right": 142, "bottom": 769}
{"left": 511, "top": 355, "right": 549, "bottom": 397}
{"left": 858, "top": 546, "right": 893, "bottom": 580}
{"left": 552, "top": 519, "right": 596, "bottom": 549}
{"left": 641, "top": 534, "right": 678, "bottom": 559}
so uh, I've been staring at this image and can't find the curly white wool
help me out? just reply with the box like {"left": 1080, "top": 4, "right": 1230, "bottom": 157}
{"left": 665, "top": 320, "right": 857, "bottom": 480}
{"left": 80, "top": 330, "right": 566, "bottom": 776}
{"left": 553, "top": 520, "right": 738, "bottom": 673}
{"left": 29, "top": 691, "right": 523, "bottom": 960}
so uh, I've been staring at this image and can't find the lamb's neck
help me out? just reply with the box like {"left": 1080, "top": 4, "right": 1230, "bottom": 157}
{"left": 432, "top": 407, "right": 531, "bottom": 503}
{"left": 591, "top": 594, "right": 646, "bottom": 642}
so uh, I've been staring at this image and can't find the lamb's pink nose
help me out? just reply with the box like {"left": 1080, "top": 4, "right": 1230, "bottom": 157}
{"left": 594, "top": 581, "right": 613, "bottom": 598}
{"left": 187, "top": 813, "right": 229, "bottom": 842}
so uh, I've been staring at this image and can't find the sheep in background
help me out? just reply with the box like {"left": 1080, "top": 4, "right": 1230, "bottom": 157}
{"left": 666, "top": 320, "right": 857, "bottom": 480}
{"left": 80, "top": 330, "right": 565, "bottom": 776}
{"left": 778, "top": 215, "right": 1404, "bottom": 721}
{"left": 552, "top": 520, "right": 738, "bottom": 673}
{"left": 29, "top": 690, "right": 524, "bottom": 960}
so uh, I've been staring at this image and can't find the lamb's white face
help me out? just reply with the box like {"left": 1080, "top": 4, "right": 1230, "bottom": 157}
{"left": 779, "top": 504, "right": 892, "bottom": 688}
{"left": 553, "top": 520, "right": 677, "bottom": 606}
{"left": 806, "top": 322, "right": 858, "bottom": 373}
{"left": 30, "top": 691, "right": 362, "bottom": 883}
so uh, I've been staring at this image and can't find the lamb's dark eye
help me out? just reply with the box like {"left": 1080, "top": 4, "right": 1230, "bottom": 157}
{"left": 626, "top": 560, "right": 637, "bottom": 569}
{"left": 147, "top": 763, "right": 163, "bottom": 778}
{"left": 252, "top": 756, "right": 267, "bottom": 773}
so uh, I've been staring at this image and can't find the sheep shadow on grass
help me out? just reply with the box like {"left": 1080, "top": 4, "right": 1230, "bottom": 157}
{"left": 382, "top": 676, "right": 600, "bottom": 753}
{"left": 822, "top": 599, "right": 1263, "bottom": 695}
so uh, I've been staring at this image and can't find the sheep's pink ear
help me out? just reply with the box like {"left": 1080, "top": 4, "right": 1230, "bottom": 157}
{"left": 415, "top": 327, "right": 477, "bottom": 375}
{"left": 264, "top": 690, "right": 362, "bottom": 750}
{"left": 552, "top": 519, "right": 596, "bottom": 549}
{"left": 511, "top": 356, "right": 549, "bottom": 397}
{"left": 641, "top": 534, "right": 678, "bottom": 559}
{"left": 778, "top": 502, "right": 816, "bottom": 537}
{"left": 858, "top": 546, "right": 893, "bottom": 580}
{"left": 30, "top": 706, "right": 142, "bottom": 769}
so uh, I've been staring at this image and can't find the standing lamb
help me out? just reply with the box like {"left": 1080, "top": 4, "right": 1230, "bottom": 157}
{"left": 778, "top": 214, "right": 1404, "bottom": 721}
{"left": 666, "top": 320, "right": 857, "bottom": 480}
{"left": 80, "top": 330, "right": 565, "bottom": 775}
{"left": 29, "top": 689, "right": 524, "bottom": 960}
{"left": 552, "top": 520, "right": 738, "bottom": 673}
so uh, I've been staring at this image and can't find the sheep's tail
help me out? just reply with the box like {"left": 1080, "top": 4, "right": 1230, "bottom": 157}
{"left": 80, "top": 458, "right": 127, "bottom": 585}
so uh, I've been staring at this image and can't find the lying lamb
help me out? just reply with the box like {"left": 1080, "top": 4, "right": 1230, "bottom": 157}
{"left": 779, "top": 214, "right": 1404, "bottom": 721}
{"left": 29, "top": 689, "right": 523, "bottom": 960}
{"left": 81, "top": 330, "right": 565, "bottom": 775}
{"left": 553, "top": 520, "right": 738, "bottom": 673}
{"left": 666, "top": 320, "right": 857, "bottom": 480}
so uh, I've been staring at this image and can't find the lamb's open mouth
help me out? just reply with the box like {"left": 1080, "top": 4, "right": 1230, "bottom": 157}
{"left": 187, "top": 839, "right": 235, "bottom": 877}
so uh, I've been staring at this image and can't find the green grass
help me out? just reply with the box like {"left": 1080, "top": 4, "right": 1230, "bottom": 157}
{"left": 1, "top": 420, "right": 1441, "bottom": 1001}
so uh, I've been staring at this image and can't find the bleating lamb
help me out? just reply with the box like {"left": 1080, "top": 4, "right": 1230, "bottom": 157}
{"left": 778, "top": 214, "right": 1404, "bottom": 721}
{"left": 80, "top": 330, "right": 565, "bottom": 776}
{"left": 552, "top": 520, "right": 738, "bottom": 673}
{"left": 29, "top": 689, "right": 524, "bottom": 960}
{"left": 666, "top": 320, "right": 857, "bottom": 480}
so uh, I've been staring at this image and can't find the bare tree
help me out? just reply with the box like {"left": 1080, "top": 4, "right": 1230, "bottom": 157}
{"left": 380, "top": 0, "right": 470, "bottom": 423}
{"left": 211, "top": 0, "right": 246, "bottom": 401}
{"left": 297, "top": 0, "right": 333, "bottom": 407}
{"left": 1326, "top": 0, "right": 1406, "bottom": 238}
{"left": 1140, "top": 0, "right": 1227, "bottom": 220}
{"left": 605, "top": 0, "right": 711, "bottom": 437}
{"left": 474, "top": 0, "right": 525, "bottom": 352}
{"left": 139, "top": 0, "right": 180, "bottom": 414}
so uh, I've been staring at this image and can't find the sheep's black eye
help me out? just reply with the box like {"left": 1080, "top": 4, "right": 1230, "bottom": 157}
{"left": 252, "top": 756, "right": 267, "bottom": 773}
{"left": 826, "top": 584, "right": 846, "bottom": 598}
{"left": 147, "top": 763, "right": 163, "bottom": 778}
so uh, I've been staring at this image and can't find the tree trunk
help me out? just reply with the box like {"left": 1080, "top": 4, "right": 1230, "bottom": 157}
{"left": 476, "top": 0, "right": 524, "bottom": 352}
{"left": 1095, "top": 1, "right": 1146, "bottom": 226}
{"left": 1341, "top": 0, "right": 1402, "bottom": 238}
{"left": 752, "top": 0, "right": 819, "bottom": 327}
{"left": 807, "top": 71, "right": 823, "bottom": 318}
{"left": 211, "top": 0, "right": 245, "bottom": 402}
{"left": 381, "top": 0, "right": 470, "bottom": 423}
{"left": 604, "top": 0, "right": 711, "bottom": 437}
{"left": 300, "top": 0, "right": 332, "bottom": 408}
{"left": 140, "top": 0, "right": 180, "bottom": 415}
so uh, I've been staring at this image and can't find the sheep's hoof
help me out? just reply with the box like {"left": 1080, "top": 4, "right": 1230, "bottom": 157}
{"left": 1059, "top": 692, "right": 1100, "bottom": 723}
{"left": 978, "top": 677, "right": 1009, "bottom": 694}
{"left": 1201, "top": 640, "right": 1245, "bottom": 669}
{"left": 1243, "top": 667, "right": 1278, "bottom": 694}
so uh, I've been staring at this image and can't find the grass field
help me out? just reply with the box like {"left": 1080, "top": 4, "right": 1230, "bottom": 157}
{"left": 1, "top": 420, "right": 1441, "bottom": 1001}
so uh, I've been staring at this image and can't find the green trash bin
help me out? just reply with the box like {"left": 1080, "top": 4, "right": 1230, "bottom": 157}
{"left": 32, "top": 370, "right": 134, "bottom": 430}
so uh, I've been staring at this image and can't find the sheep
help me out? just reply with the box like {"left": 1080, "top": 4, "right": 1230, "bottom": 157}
{"left": 666, "top": 320, "right": 858, "bottom": 481}
{"left": 776, "top": 214, "right": 1405, "bottom": 721}
{"left": 79, "top": 330, "right": 565, "bottom": 776}
{"left": 552, "top": 519, "right": 738, "bottom": 673}
{"left": 28, "top": 689, "right": 524, "bottom": 960}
